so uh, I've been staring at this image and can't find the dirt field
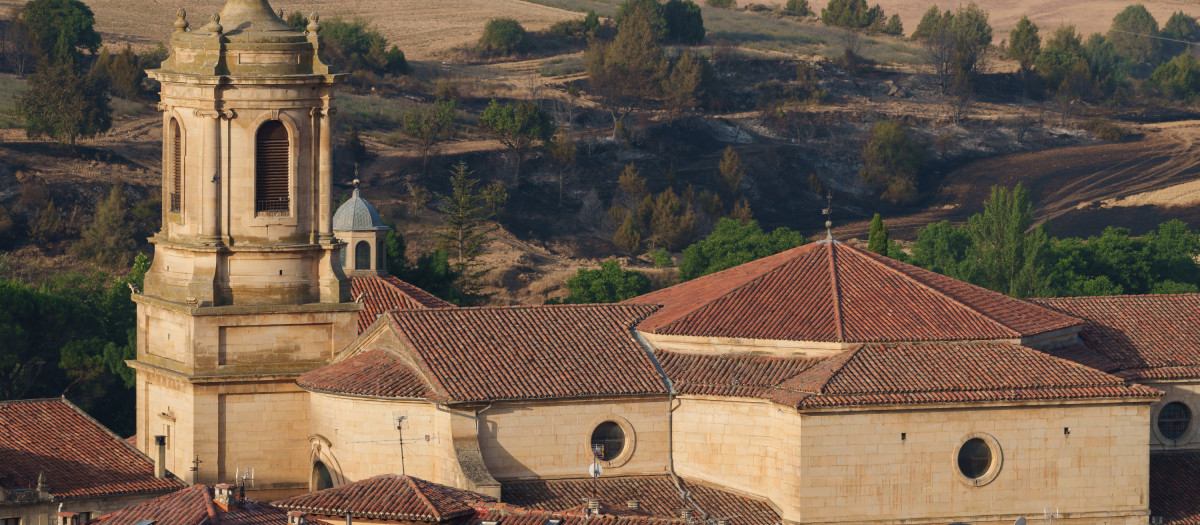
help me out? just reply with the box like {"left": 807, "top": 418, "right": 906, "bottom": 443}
{"left": 834, "top": 121, "right": 1200, "bottom": 240}
{"left": 752, "top": 0, "right": 1199, "bottom": 38}
{"left": 3, "top": 0, "right": 579, "bottom": 59}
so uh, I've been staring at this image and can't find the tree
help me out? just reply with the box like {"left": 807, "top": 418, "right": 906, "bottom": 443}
{"left": 613, "top": 212, "right": 643, "bottom": 254}
{"left": 663, "top": 0, "right": 705, "bottom": 44}
{"left": 861, "top": 120, "right": 923, "bottom": 204}
{"left": 1148, "top": 52, "right": 1200, "bottom": 99}
{"left": 479, "top": 99, "right": 555, "bottom": 184}
{"left": 19, "top": 0, "right": 100, "bottom": 67}
{"left": 883, "top": 14, "right": 903, "bottom": 36}
{"left": 435, "top": 162, "right": 496, "bottom": 300}
{"left": 718, "top": 145, "right": 744, "bottom": 196}
{"left": 647, "top": 188, "right": 697, "bottom": 251}
{"left": 868, "top": 213, "right": 890, "bottom": 255}
{"left": 909, "top": 220, "right": 972, "bottom": 278}
{"left": 479, "top": 18, "right": 527, "bottom": 56}
{"left": 663, "top": 52, "right": 704, "bottom": 117}
{"left": 616, "top": 0, "right": 668, "bottom": 41}
{"left": 17, "top": 63, "right": 111, "bottom": 147}
{"left": 1035, "top": 24, "right": 1085, "bottom": 89}
{"left": 402, "top": 99, "right": 458, "bottom": 174}
{"left": 90, "top": 45, "right": 144, "bottom": 100}
{"left": 320, "top": 17, "right": 408, "bottom": 77}
{"left": 2, "top": 14, "right": 36, "bottom": 77}
{"left": 546, "top": 133, "right": 577, "bottom": 206}
{"left": 563, "top": 260, "right": 652, "bottom": 303}
{"left": 911, "top": 6, "right": 945, "bottom": 40}
{"left": 1162, "top": 11, "right": 1200, "bottom": 60}
{"left": 584, "top": 2, "right": 667, "bottom": 139}
{"left": 921, "top": 3, "right": 992, "bottom": 95}
{"left": 678, "top": 218, "right": 805, "bottom": 280}
{"left": 1006, "top": 16, "right": 1041, "bottom": 90}
{"left": 784, "top": 0, "right": 812, "bottom": 17}
{"left": 822, "top": 0, "right": 886, "bottom": 31}
{"left": 1108, "top": 4, "right": 1160, "bottom": 64}
{"left": 963, "top": 184, "right": 1050, "bottom": 298}
{"left": 74, "top": 184, "right": 136, "bottom": 267}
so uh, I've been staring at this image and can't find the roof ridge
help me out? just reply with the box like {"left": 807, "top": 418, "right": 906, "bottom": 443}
{"left": 848, "top": 246, "right": 1022, "bottom": 338}
{"left": 827, "top": 241, "right": 845, "bottom": 342}
{"left": 654, "top": 245, "right": 816, "bottom": 335}
{"left": 394, "top": 303, "right": 660, "bottom": 313}
{"left": 1035, "top": 293, "right": 1200, "bottom": 301}
{"left": 385, "top": 317, "right": 454, "bottom": 400}
{"left": 403, "top": 475, "right": 442, "bottom": 519}
{"left": 812, "top": 345, "right": 862, "bottom": 394}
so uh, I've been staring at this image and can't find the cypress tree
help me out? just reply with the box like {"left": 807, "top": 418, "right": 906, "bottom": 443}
{"left": 868, "top": 213, "right": 890, "bottom": 255}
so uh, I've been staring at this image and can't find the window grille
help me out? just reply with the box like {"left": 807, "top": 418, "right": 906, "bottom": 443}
{"left": 255, "top": 121, "right": 290, "bottom": 213}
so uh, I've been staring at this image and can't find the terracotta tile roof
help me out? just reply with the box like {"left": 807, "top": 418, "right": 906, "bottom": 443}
{"left": 1034, "top": 294, "right": 1200, "bottom": 380}
{"left": 625, "top": 241, "right": 1080, "bottom": 343}
{"left": 313, "top": 305, "right": 666, "bottom": 403}
{"left": 473, "top": 506, "right": 683, "bottom": 525}
{"left": 89, "top": 484, "right": 287, "bottom": 525}
{"left": 0, "top": 398, "right": 185, "bottom": 500}
{"left": 500, "top": 476, "right": 779, "bottom": 525}
{"left": 275, "top": 474, "right": 491, "bottom": 522}
{"left": 658, "top": 342, "right": 1158, "bottom": 409}
{"left": 1151, "top": 451, "right": 1200, "bottom": 524}
{"left": 350, "top": 275, "right": 454, "bottom": 332}
{"left": 298, "top": 350, "right": 440, "bottom": 400}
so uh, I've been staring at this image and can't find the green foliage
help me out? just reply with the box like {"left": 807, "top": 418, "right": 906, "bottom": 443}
{"left": 17, "top": 63, "right": 111, "bottom": 147}
{"left": 74, "top": 184, "right": 136, "bottom": 267}
{"left": 435, "top": 162, "right": 496, "bottom": 302}
{"left": 1108, "top": 4, "right": 1160, "bottom": 64}
{"left": 882, "top": 14, "right": 903, "bottom": 36}
{"left": 563, "top": 260, "right": 653, "bottom": 303}
{"left": 1148, "top": 52, "right": 1200, "bottom": 99}
{"left": 402, "top": 99, "right": 458, "bottom": 173}
{"left": 911, "top": 6, "right": 945, "bottom": 40}
{"left": 678, "top": 218, "right": 805, "bottom": 280}
{"left": 613, "top": 212, "right": 643, "bottom": 254}
{"left": 785, "top": 0, "right": 813, "bottom": 17}
{"left": 664, "top": 52, "right": 705, "bottom": 115}
{"left": 663, "top": 0, "right": 705, "bottom": 44}
{"left": 919, "top": 3, "right": 992, "bottom": 95}
{"left": 479, "top": 99, "right": 555, "bottom": 183}
{"left": 1081, "top": 118, "right": 1128, "bottom": 141}
{"left": 909, "top": 220, "right": 972, "bottom": 277}
{"left": 1006, "top": 16, "right": 1041, "bottom": 79}
{"left": 868, "top": 213, "right": 890, "bottom": 255}
{"left": 706, "top": 0, "right": 736, "bottom": 7}
{"left": 860, "top": 120, "right": 923, "bottom": 204}
{"left": 479, "top": 18, "right": 528, "bottom": 56}
{"left": 1161, "top": 11, "right": 1200, "bottom": 59}
{"left": 616, "top": 0, "right": 668, "bottom": 41}
{"left": 963, "top": 184, "right": 1050, "bottom": 298}
{"left": 89, "top": 45, "right": 144, "bottom": 100}
{"left": 652, "top": 248, "right": 673, "bottom": 268}
{"left": 404, "top": 249, "right": 470, "bottom": 306}
{"left": 321, "top": 17, "right": 408, "bottom": 78}
{"left": 646, "top": 188, "right": 697, "bottom": 251}
{"left": 31, "top": 201, "right": 64, "bottom": 244}
{"left": 1047, "top": 220, "right": 1200, "bottom": 296}
{"left": 822, "top": 0, "right": 886, "bottom": 31}
{"left": 585, "top": 3, "right": 668, "bottom": 138}
{"left": 20, "top": 0, "right": 100, "bottom": 68}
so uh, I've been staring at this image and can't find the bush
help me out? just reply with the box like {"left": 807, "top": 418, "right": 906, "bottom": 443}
{"left": 18, "top": 63, "right": 111, "bottom": 147}
{"left": 822, "top": 0, "right": 885, "bottom": 31}
{"left": 663, "top": 0, "right": 705, "bottom": 44}
{"left": 74, "top": 184, "right": 136, "bottom": 267}
{"left": 784, "top": 0, "right": 812, "bottom": 16}
{"left": 706, "top": 0, "right": 735, "bottom": 7}
{"left": 563, "top": 260, "right": 652, "bottom": 303}
{"left": 679, "top": 218, "right": 804, "bottom": 280}
{"left": 479, "top": 18, "right": 527, "bottom": 56}
{"left": 1148, "top": 52, "right": 1200, "bottom": 99}
{"left": 1081, "top": 119, "right": 1127, "bottom": 141}
{"left": 861, "top": 120, "right": 924, "bottom": 204}
{"left": 320, "top": 17, "right": 408, "bottom": 79}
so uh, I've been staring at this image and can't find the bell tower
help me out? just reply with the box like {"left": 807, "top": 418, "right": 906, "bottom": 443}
{"left": 131, "top": 0, "right": 357, "bottom": 498}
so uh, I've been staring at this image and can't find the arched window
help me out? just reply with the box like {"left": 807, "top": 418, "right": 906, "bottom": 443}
{"left": 313, "top": 461, "right": 333, "bottom": 491}
{"left": 255, "top": 121, "right": 290, "bottom": 213}
{"left": 590, "top": 422, "right": 625, "bottom": 461}
{"left": 355, "top": 241, "right": 371, "bottom": 270}
{"left": 169, "top": 119, "right": 182, "bottom": 212}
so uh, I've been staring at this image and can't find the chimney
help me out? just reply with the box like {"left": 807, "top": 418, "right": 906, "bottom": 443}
{"left": 680, "top": 508, "right": 692, "bottom": 521}
{"left": 587, "top": 498, "right": 601, "bottom": 515}
{"left": 154, "top": 435, "right": 167, "bottom": 479}
{"left": 626, "top": 500, "right": 640, "bottom": 511}
{"left": 214, "top": 483, "right": 237, "bottom": 511}
{"left": 288, "top": 511, "right": 308, "bottom": 525}
{"left": 57, "top": 512, "right": 80, "bottom": 525}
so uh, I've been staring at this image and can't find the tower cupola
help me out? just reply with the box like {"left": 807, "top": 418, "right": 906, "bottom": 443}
{"left": 333, "top": 180, "right": 390, "bottom": 275}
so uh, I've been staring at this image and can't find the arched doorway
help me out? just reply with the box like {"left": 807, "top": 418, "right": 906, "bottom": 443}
{"left": 313, "top": 461, "right": 334, "bottom": 491}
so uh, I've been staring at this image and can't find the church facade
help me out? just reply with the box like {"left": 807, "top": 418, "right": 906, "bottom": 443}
{"left": 131, "top": 1, "right": 1200, "bottom": 523}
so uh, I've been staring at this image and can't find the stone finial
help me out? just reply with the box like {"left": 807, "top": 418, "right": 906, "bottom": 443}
{"left": 306, "top": 12, "right": 321, "bottom": 34}
{"left": 203, "top": 13, "right": 223, "bottom": 36}
{"left": 174, "top": 8, "right": 189, "bottom": 32}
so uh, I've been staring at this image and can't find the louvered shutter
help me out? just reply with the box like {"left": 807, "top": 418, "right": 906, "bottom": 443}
{"left": 170, "top": 120, "right": 181, "bottom": 212}
{"left": 255, "top": 121, "right": 290, "bottom": 213}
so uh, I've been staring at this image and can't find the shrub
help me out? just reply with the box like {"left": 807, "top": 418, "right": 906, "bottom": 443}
{"left": 706, "top": 0, "right": 735, "bottom": 7}
{"left": 861, "top": 120, "right": 924, "bottom": 204}
{"left": 321, "top": 18, "right": 408, "bottom": 78}
{"left": 784, "top": 0, "right": 812, "bottom": 16}
{"left": 614, "top": 213, "right": 643, "bottom": 254}
{"left": 822, "top": 0, "right": 885, "bottom": 31}
{"left": 1148, "top": 52, "right": 1200, "bottom": 99}
{"left": 17, "top": 63, "right": 111, "bottom": 147}
{"left": 663, "top": 0, "right": 705, "bottom": 44}
{"left": 1081, "top": 119, "right": 1127, "bottom": 141}
{"left": 563, "top": 260, "right": 652, "bottom": 303}
{"left": 479, "top": 18, "right": 527, "bottom": 56}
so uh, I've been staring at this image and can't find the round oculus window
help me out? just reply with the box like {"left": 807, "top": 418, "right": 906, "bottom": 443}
{"left": 957, "top": 438, "right": 993, "bottom": 480}
{"left": 1159, "top": 401, "right": 1192, "bottom": 441}
{"left": 590, "top": 421, "right": 626, "bottom": 461}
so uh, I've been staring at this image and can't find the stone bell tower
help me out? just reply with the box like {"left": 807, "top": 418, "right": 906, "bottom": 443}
{"left": 130, "top": 0, "right": 357, "bottom": 498}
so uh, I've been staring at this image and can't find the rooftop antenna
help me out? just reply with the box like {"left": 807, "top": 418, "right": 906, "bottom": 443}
{"left": 234, "top": 467, "right": 254, "bottom": 502}
{"left": 190, "top": 455, "right": 202, "bottom": 473}
{"left": 396, "top": 415, "right": 408, "bottom": 476}
{"left": 588, "top": 444, "right": 604, "bottom": 505}
{"left": 822, "top": 192, "right": 833, "bottom": 241}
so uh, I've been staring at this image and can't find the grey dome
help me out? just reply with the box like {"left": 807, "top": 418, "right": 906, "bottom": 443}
{"left": 333, "top": 183, "right": 389, "bottom": 232}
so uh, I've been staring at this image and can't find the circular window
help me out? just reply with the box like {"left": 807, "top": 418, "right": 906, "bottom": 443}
{"left": 590, "top": 422, "right": 625, "bottom": 461}
{"left": 957, "top": 438, "right": 993, "bottom": 479}
{"left": 1159, "top": 401, "right": 1192, "bottom": 441}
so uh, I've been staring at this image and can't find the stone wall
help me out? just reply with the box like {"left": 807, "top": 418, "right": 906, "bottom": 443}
{"left": 0, "top": 492, "right": 178, "bottom": 525}
{"left": 478, "top": 397, "right": 670, "bottom": 480}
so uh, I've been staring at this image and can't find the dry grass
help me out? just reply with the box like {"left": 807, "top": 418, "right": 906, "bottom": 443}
{"left": 751, "top": 0, "right": 1200, "bottom": 39}
{"left": 0, "top": 0, "right": 581, "bottom": 60}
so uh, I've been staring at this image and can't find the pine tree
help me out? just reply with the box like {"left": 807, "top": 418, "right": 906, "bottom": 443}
{"left": 613, "top": 212, "right": 643, "bottom": 254}
{"left": 868, "top": 213, "right": 890, "bottom": 255}
{"left": 32, "top": 201, "right": 64, "bottom": 243}
{"left": 718, "top": 146, "right": 744, "bottom": 197}
{"left": 435, "top": 162, "right": 496, "bottom": 300}
{"left": 729, "top": 198, "right": 753, "bottom": 224}
{"left": 74, "top": 183, "right": 136, "bottom": 267}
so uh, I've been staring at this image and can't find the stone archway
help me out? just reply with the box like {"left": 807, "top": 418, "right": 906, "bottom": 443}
{"left": 308, "top": 434, "right": 346, "bottom": 490}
